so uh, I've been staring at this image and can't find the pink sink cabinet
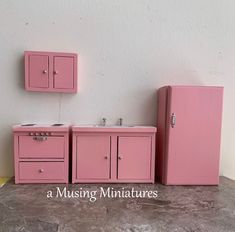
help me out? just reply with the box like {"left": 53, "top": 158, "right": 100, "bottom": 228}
{"left": 156, "top": 86, "right": 223, "bottom": 185}
{"left": 72, "top": 126, "right": 157, "bottom": 183}
{"left": 13, "top": 124, "right": 70, "bottom": 184}
{"left": 25, "top": 51, "right": 77, "bottom": 93}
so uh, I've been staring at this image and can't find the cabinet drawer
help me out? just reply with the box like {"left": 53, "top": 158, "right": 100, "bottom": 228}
{"left": 19, "top": 162, "right": 65, "bottom": 180}
{"left": 18, "top": 136, "right": 64, "bottom": 158}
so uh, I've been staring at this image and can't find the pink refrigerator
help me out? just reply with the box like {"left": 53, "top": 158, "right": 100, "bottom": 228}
{"left": 156, "top": 86, "right": 223, "bottom": 185}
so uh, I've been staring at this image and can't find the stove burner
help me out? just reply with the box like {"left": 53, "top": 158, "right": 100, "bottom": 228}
{"left": 51, "top": 123, "right": 64, "bottom": 126}
{"left": 21, "top": 124, "right": 36, "bottom": 126}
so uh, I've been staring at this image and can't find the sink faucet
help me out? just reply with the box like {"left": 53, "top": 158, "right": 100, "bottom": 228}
{"left": 118, "top": 118, "right": 123, "bottom": 126}
{"left": 101, "top": 118, "right": 107, "bottom": 126}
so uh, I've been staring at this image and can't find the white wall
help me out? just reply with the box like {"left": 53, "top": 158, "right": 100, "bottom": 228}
{"left": 0, "top": 0, "right": 234, "bottom": 180}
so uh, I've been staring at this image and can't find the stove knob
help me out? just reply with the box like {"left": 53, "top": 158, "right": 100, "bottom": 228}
{"left": 29, "top": 132, "right": 34, "bottom": 136}
{"left": 40, "top": 132, "right": 45, "bottom": 136}
{"left": 35, "top": 132, "right": 39, "bottom": 136}
{"left": 46, "top": 132, "right": 49, "bottom": 136}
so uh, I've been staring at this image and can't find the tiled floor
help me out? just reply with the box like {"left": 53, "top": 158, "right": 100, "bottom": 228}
{"left": 0, "top": 177, "right": 235, "bottom": 232}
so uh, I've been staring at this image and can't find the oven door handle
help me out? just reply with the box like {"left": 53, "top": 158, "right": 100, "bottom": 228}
{"left": 33, "top": 136, "right": 48, "bottom": 141}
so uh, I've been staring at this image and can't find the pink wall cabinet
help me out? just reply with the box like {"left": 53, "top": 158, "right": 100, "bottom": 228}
{"left": 25, "top": 51, "right": 77, "bottom": 93}
{"left": 13, "top": 124, "right": 70, "bottom": 184}
{"left": 72, "top": 126, "right": 156, "bottom": 183}
{"left": 156, "top": 86, "right": 223, "bottom": 185}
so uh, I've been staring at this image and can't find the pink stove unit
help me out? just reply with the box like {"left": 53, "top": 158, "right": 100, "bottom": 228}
{"left": 156, "top": 86, "right": 223, "bottom": 185}
{"left": 13, "top": 124, "right": 70, "bottom": 184}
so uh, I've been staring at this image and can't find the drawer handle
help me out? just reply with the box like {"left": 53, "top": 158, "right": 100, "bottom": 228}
{"left": 39, "top": 169, "right": 44, "bottom": 173}
{"left": 104, "top": 156, "right": 108, "bottom": 159}
{"left": 118, "top": 156, "right": 122, "bottom": 160}
{"left": 33, "top": 136, "right": 47, "bottom": 142}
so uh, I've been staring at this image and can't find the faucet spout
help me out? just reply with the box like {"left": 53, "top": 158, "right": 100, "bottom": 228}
{"left": 101, "top": 118, "right": 107, "bottom": 126}
{"left": 118, "top": 118, "right": 123, "bottom": 126}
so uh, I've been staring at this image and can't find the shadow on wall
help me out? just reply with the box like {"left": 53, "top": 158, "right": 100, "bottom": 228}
{"left": 16, "top": 55, "right": 25, "bottom": 90}
{"left": 141, "top": 89, "right": 157, "bottom": 125}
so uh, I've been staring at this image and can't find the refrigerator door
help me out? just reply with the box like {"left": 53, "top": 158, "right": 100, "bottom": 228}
{"left": 165, "top": 86, "right": 223, "bottom": 185}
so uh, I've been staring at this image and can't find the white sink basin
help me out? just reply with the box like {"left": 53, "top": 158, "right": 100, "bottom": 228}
{"left": 72, "top": 125, "right": 157, "bottom": 133}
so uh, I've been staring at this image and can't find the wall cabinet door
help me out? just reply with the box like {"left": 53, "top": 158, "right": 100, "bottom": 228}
{"left": 53, "top": 56, "right": 74, "bottom": 89}
{"left": 76, "top": 135, "right": 111, "bottom": 179}
{"left": 28, "top": 55, "right": 49, "bottom": 88}
{"left": 117, "top": 136, "right": 152, "bottom": 180}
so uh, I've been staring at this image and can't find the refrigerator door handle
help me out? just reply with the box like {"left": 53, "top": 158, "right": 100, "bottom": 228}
{"left": 170, "top": 113, "right": 176, "bottom": 128}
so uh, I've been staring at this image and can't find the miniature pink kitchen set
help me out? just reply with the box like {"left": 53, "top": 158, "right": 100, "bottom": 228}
{"left": 13, "top": 51, "right": 224, "bottom": 185}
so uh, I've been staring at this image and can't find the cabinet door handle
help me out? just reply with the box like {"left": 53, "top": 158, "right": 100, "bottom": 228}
{"left": 42, "top": 70, "right": 47, "bottom": 74}
{"left": 118, "top": 156, "right": 122, "bottom": 160}
{"left": 170, "top": 113, "right": 176, "bottom": 128}
{"left": 104, "top": 156, "right": 108, "bottom": 159}
{"left": 39, "top": 169, "right": 44, "bottom": 173}
{"left": 54, "top": 71, "right": 58, "bottom": 75}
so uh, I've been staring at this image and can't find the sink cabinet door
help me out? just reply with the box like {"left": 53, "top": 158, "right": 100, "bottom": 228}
{"left": 76, "top": 135, "right": 111, "bottom": 179}
{"left": 118, "top": 136, "right": 152, "bottom": 180}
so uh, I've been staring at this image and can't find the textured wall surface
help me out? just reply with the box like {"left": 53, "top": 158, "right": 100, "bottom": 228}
{"left": 0, "top": 0, "right": 234, "bottom": 179}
